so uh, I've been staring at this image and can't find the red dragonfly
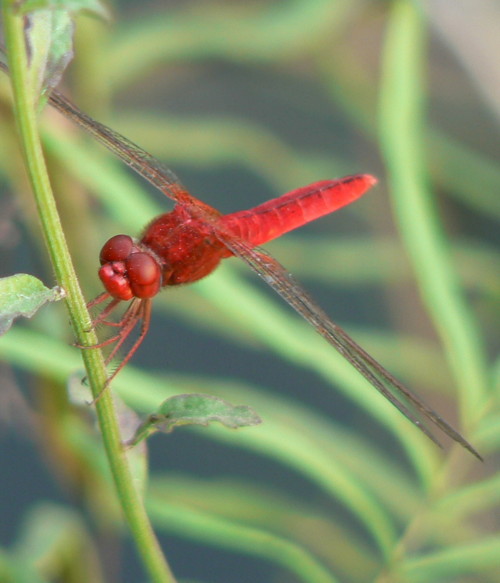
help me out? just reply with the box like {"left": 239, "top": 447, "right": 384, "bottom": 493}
{"left": 47, "top": 90, "right": 481, "bottom": 460}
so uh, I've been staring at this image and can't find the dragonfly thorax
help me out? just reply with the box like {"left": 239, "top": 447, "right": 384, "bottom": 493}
{"left": 98, "top": 234, "right": 162, "bottom": 300}
{"left": 139, "top": 208, "right": 230, "bottom": 286}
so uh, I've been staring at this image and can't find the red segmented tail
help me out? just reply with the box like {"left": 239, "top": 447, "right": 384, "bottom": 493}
{"left": 220, "top": 174, "right": 377, "bottom": 247}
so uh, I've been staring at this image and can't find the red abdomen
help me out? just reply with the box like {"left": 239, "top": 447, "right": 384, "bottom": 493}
{"left": 220, "top": 174, "right": 376, "bottom": 247}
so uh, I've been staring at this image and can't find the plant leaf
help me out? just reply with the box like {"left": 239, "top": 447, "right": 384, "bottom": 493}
{"left": 20, "top": 0, "right": 109, "bottom": 18}
{"left": 128, "top": 393, "right": 262, "bottom": 446}
{"left": 0, "top": 274, "right": 65, "bottom": 335}
{"left": 19, "top": 0, "right": 109, "bottom": 99}
{"left": 25, "top": 8, "right": 75, "bottom": 97}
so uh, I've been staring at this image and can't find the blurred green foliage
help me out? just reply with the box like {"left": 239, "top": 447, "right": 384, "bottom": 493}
{"left": 0, "top": 0, "right": 499, "bottom": 582}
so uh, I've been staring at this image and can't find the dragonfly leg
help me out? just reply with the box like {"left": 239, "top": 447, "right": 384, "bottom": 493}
{"left": 75, "top": 296, "right": 127, "bottom": 349}
{"left": 90, "top": 299, "right": 152, "bottom": 403}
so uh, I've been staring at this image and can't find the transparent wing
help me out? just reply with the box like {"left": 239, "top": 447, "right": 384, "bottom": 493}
{"left": 217, "top": 233, "right": 482, "bottom": 461}
{"left": 48, "top": 90, "right": 219, "bottom": 218}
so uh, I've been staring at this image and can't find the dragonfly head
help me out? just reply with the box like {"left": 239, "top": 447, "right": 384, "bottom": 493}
{"left": 98, "top": 234, "right": 162, "bottom": 301}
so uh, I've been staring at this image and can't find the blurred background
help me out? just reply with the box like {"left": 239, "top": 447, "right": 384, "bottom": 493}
{"left": 0, "top": 1, "right": 499, "bottom": 582}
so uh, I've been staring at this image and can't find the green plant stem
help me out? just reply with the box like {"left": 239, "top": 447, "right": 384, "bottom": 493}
{"left": 1, "top": 5, "right": 176, "bottom": 583}
{"left": 378, "top": 0, "right": 489, "bottom": 432}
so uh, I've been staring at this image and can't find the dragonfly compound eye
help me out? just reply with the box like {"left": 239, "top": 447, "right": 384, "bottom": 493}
{"left": 126, "top": 252, "right": 162, "bottom": 299}
{"left": 99, "top": 234, "right": 134, "bottom": 264}
{"left": 98, "top": 261, "right": 133, "bottom": 301}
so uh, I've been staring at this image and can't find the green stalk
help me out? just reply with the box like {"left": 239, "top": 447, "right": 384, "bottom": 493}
{"left": 2, "top": 4, "right": 176, "bottom": 582}
{"left": 378, "top": 0, "right": 489, "bottom": 432}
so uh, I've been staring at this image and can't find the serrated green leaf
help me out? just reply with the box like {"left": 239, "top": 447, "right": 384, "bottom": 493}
{"left": 158, "top": 393, "right": 262, "bottom": 430}
{"left": 19, "top": 0, "right": 109, "bottom": 98}
{"left": 0, "top": 274, "right": 65, "bottom": 335}
{"left": 128, "top": 394, "right": 262, "bottom": 446}
{"left": 26, "top": 9, "right": 75, "bottom": 96}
